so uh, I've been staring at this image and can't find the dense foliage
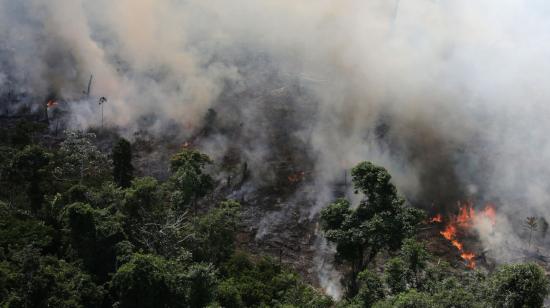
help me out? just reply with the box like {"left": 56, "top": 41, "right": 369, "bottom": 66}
{"left": 0, "top": 123, "right": 331, "bottom": 307}
{"left": 0, "top": 121, "right": 548, "bottom": 307}
{"left": 321, "top": 162, "right": 550, "bottom": 307}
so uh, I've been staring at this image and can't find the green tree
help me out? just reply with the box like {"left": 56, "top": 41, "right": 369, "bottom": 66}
{"left": 432, "top": 286, "right": 479, "bottom": 308}
{"left": 9, "top": 145, "right": 51, "bottom": 213}
{"left": 0, "top": 202, "right": 55, "bottom": 251}
{"left": 489, "top": 263, "right": 549, "bottom": 308}
{"left": 112, "top": 253, "right": 217, "bottom": 308}
{"left": 62, "top": 202, "right": 126, "bottom": 280}
{"left": 112, "top": 138, "right": 134, "bottom": 188}
{"left": 384, "top": 257, "right": 407, "bottom": 295}
{"left": 220, "top": 252, "right": 330, "bottom": 307}
{"left": 356, "top": 269, "right": 384, "bottom": 307}
{"left": 0, "top": 146, "right": 16, "bottom": 202}
{"left": 187, "top": 200, "right": 241, "bottom": 265}
{"left": 9, "top": 120, "right": 46, "bottom": 148}
{"left": 320, "top": 162, "right": 425, "bottom": 296}
{"left": 123, "top": 177, "right": 162, "bottom": 218}
{"left": 374, "top": 289, "right": 433, "bottom": 308}
{"left": 54, "top": 130, "right": 110, "bottom": 185}
{"left": 169, "top": 149, "right": 213, "bottom": 213}
{"left": 0, "top": 246, "right": 104, "bottom": 308}
{"left": 400, "top": 239, "right": 429, "bottom": 288}
{"left": 112, "top": 253, "right": 182, "bottom": 308}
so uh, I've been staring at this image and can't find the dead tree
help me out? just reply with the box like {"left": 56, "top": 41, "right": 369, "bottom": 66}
{"left": 524, "top": 216, "right": 539, "bottom": 248}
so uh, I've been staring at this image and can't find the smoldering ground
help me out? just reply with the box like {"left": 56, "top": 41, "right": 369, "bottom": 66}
{"left": 2, "top": 0, "right": 550, "bottom": 298}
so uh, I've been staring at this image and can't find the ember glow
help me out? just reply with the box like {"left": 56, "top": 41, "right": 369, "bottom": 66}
{"left": 431, "top": 201, "right": 497, "bottom": 269}
{"left": 430, "top": 214, "right": 442, "bottom": 223}
{"left": 288, "top": 171, "right": 306, "bottom": 183}
{"left": 46, "top": 100, "right": 58, "bottom": 109}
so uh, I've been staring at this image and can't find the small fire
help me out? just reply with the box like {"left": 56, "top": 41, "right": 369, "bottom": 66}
{"left": 431, "top": 201, "right": 496, "bottom": 269}
{"left": 288, "top": 171, "right": 305, "bottom": 183}
{"left": 46, "top": 100, "right": 58, "bottom": 109}
{"left": 440, "top": 224, "right": 456, "bottom": 241}
{"left": 182, "top": 141, "right": 192, "bottom": 149}
{"left": 482, "top": 204, "right": 496, "bottom": 226}
{"left": 430, "top": 214, "right": 442, "bottom": 223}
{"left": 461, "top": 252, "right": 476, "bottom": 269}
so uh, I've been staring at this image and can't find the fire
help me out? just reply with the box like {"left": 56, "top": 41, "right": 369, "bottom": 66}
{"left": 431, "top": 201, "right": 497, "bottom": 269}
{"left": 456, "top": 204, "right": 476, "bottom": 227}
{"left": 182, "top": 141, "right": 193, "bottom": 149}
{"left": 46, "top": 100, "right": 58, "bottom": 109}
{"left": 482, "top": 204, "right": 496, "bottom": 226}
{"left": 461, "top": 252, "right": 476, "bottom": 269}
{"left": 288, "top": 171, "right": 305, "bottom": 183}
{"left": 440, "top": 224, "right": 456, "bottom": 241}
{"left": 430, "top": 214, "right": 442, "bottom": 223}
{"left": 451, "top": 239, "right": 463, "bottom": 251}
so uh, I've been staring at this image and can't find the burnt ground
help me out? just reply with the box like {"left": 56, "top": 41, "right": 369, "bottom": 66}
{"left": 6, "top": 90, "right": 550, "bottom": 292}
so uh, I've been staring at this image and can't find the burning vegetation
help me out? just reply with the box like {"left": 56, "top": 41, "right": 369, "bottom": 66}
{"left": 431, "top": 202, "right": 497, "bottom": 269}
{"left": 3, "top": 1, "right": 550, "bottom": 307}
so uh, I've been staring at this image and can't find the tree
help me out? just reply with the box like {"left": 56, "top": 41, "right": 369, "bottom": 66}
{"left": 112, "top": 253, "right": 217, "bottom": 308}
{"left": 121, "top": 177, "right": 163, "bottom": 236}
{"left": 169, "top": 149, "right": 213, "bottom": 213}
{"left": 432, "top": 286, "right": 479, "bottom": 308}
{"left": 384, "top": 257, "right": 407, "bottom": 295}
{"left": 0, "top": 246, "right": 104, "bottom": 308}
{"left": 9, "top": 145, "right": 51, "bottom": 213}
{"left": 524, "top": 217, "right": 538, "bottom": 248}
{"left": 112, "top": 253, "right": 182, "bottom": 308}
{"left": 219, "top": 252, "right": 331, "bottom": 307}
{"left": 61, "top": 202, "right": 126, "bottom": 280}
{"left": 9, "top": 120, "right": 46, "bottom": 148}
{"left": 400, "top": 239, "right": 429, "bottom": 288}
{"left": 54, "top": 130, "right": 111, "bottom": 185}
{"left": 356, "top": 269, "right": 384, "bottom": 307}
{"left": 489, "top": 263, "right": 550, "bottom": 308}
{"left": 385, "top": 289, "right": 433, "bottom": 308}
{"left": 186, "top": 200, "right": 241, "bottom": 265}
{"left": 112, "top": 138, "right": 134, "bottom": 188}
{"left": 320, "top": 162, "right": 425, "bottom": 296}
{"left": 539, "top": 217, "right": 549, "bottom": 239}
{"left": 0, "top": 202, "right": 55, "bottom": 250}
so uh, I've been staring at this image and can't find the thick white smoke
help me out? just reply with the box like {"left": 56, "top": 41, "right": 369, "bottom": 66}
{"left": 2, "top": 0, "right": 550, "bottom": 296}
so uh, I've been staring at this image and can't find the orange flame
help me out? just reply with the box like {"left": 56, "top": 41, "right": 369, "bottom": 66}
{"left": 46, "top": 100, "right": 58, "bottom": 109}
{"left": 434, "top": 201, "right": 497, "bottom": 269}
{"left": 440, "top": 224, "right": 456, "bottom": 241}
{"left": 482, "top": 204, "right": 496, "bottom": 226}
{"left": 461, "top": 252, "right": 476, "bottom": 269}
{"left": 430, "top": 214, "right": 442, "bottom": 223}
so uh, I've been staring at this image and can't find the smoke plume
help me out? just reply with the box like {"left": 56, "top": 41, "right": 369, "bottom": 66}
{"left": 2, "top": 0, "right": 550, "bottom": 297}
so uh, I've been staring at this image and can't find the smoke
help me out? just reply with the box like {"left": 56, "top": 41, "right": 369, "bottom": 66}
{"left": 3, "top": 0, "right": 550, "bottom": 295}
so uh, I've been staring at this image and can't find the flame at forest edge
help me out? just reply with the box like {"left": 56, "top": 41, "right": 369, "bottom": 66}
{"left": 431, "top": 202, "right": 496, "bottom": 269}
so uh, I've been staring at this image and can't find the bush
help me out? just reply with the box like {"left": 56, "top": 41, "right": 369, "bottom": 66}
{"left": 489, "top": 263, "right": 550, "bottom": 308}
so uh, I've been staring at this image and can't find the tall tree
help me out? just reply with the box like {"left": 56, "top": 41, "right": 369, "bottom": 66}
{"left": 112, "top": 138, "right": 134, "bottom": 188}
{"left": 320, "top": 162, "right": 425, "bottom": 296}
{"left": 54, "top": 130, "right": 111, "bottom": 185}
{"left": 9, "top": 145, "right": 51, "bottom": 213}
{"left": 400, "top": 238, "right": 429, "bottom": 288}
{"left": 169, "top": 149, "right": 213, "bottom": 213}
{"left": 186, "top": 200, "right": 241, "bottom": 265}
{"left": 524, "top": 216, "right": 538, "bottom": 248}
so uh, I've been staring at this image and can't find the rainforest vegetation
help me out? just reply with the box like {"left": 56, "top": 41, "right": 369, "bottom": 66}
{"left": 0, "top": 121, "right": 548, "bottom": 308}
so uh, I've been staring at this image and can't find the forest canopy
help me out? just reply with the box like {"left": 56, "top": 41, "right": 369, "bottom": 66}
{"left": 0, "top": 124, "right": 548, "bottom": 307}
